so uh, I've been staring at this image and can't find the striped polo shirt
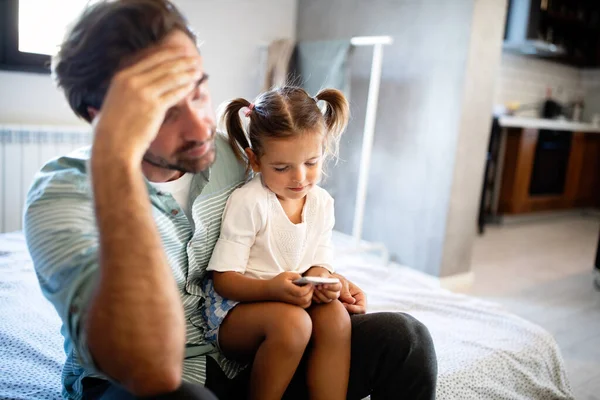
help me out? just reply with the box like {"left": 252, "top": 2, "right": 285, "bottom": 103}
{"left": 23, "top": 133, "right": 247, "bottom": 399}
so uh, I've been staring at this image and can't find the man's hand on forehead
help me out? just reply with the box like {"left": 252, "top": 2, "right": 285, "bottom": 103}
{"left": 93, "top": 45, "right": 205, "bottom": 159}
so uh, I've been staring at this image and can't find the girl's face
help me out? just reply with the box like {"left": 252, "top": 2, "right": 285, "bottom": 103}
{"left": 247, "top": 131, "right": 323, "bottom": 202}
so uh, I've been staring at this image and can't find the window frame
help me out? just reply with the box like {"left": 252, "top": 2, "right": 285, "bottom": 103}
{"left": 0, "top": 0, "right": 51, "bottom": 74}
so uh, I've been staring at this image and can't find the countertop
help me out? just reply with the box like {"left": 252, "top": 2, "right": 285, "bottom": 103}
{"left": 498, "top": 116, "right": 600, "bottom": 133}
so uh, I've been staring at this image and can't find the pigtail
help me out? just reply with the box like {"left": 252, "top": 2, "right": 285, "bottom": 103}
{"left": 221, "top": 98, "right": 253, "bottom": 163}
{"left": 314, "top": 88, "right": 349, "bottom": 160}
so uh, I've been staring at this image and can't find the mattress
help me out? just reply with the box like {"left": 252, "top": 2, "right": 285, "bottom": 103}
{"left": 0, "top": 232, "right": 573, "bottom": 399}
{"left": 0, "top": 232, "right": 64, "bottom": 399}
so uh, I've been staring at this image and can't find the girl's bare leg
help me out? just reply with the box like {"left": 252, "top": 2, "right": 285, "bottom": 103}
{"left": 306, "top": 299, "right": 351, "bottom": 400}
{"left": 218, "top": 302, "right": 313, "bottom": 400}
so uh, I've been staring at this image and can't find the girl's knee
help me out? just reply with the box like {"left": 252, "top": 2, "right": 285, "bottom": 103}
{"left": 268, "top": 304, "right": 312, "bottom": 350}
{"left": 311, "top": 300, "right": 351, "bottom": 340}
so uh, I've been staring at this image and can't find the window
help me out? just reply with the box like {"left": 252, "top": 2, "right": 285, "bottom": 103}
{"left": 0, "top": 0, "right": 88, "bottom": 73}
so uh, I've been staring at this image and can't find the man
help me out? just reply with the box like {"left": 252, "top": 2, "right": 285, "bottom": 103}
{"left": 24, "top": 1, "right": 437, "bottom": 399}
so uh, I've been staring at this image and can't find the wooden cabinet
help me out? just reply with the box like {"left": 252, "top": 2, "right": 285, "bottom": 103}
{"left": 499, "top": 128, "right": 600, "bottom": 214}
{"left": 575, "top": 133, "right": 600, "bottom": 208}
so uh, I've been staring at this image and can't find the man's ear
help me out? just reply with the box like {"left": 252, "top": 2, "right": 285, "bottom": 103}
{"left": 244, "top": 148, "right": 261, "bottom": 173}
{"left": 87, "top": 107, "right": 99, "bottom": 121}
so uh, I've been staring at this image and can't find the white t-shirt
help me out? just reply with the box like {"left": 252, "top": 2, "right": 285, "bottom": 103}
{"left": 149, "top": 173, "right": 194, "bottom": 222}
{"left": 207, "top": 174, "right": 335, "bottom": 280}
{"left": 87, "top": 161, "right": 195, "bottom": 223}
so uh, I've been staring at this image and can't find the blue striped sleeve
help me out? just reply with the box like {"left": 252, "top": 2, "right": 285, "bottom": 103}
{"left": 23, "top": 157, "right": 101, "bottom": 375}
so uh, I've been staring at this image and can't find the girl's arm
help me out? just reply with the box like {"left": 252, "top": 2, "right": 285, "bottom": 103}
{"left": 214, "top": 271, "right": 313, "bottom": 308}
{"left": 212, "top": 271, "right": 270, "bottom": 302}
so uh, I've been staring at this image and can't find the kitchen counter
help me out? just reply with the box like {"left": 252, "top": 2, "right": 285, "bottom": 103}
{"left": 480, "top": 117, "right": 600, "bottom": 220}
{"left": 499, "top": 116, "right": 600, "bottom": 133}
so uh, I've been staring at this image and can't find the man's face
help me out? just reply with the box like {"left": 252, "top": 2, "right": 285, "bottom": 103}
{"left": 143, "top": 30, "right": 217, "bottom": 176}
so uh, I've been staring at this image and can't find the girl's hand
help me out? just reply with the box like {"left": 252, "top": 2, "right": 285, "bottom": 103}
{"left": 304, "top": 266, "right": 341, "bottom": 304}
{"left": 267, "top": 272, "right": 313, "bottom": 308}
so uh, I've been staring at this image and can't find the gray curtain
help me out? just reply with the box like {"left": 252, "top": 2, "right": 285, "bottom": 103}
{"left": 262, "top": 38, "right": 295, "bottom": 92}
{"left": 295, "top": 40, "right": 352, "bottom": 97}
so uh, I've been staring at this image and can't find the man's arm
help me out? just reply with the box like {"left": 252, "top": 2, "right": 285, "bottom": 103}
{"left": 84, "top": 50, "right": 203, "bottom": 396}
{"left": 87, "top": 153, "right": 185, "bottom": 395}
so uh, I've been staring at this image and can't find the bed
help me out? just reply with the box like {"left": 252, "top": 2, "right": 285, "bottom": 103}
{"left": 0, "top": 231, "right": 573, "bottom": 400}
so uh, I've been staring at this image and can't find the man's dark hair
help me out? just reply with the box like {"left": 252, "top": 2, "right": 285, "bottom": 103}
{"left": 52, "top": 0, "right": 196, "bottom": 122}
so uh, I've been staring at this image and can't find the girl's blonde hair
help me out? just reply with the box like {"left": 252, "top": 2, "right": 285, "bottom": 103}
{"left": 221, "top": 86, "right": 349, "bottom": 171}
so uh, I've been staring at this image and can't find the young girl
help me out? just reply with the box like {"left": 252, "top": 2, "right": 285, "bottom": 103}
{"left": 202, "top": 86, "right": 351, "bottom": 400}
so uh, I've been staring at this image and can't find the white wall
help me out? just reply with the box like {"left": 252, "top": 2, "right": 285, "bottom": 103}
{"left": 297, "top": 0, "right": 479, "bottom": 276}
{"left": 297, "top": 0, "right": 507, "bottom": 277}
{"left": 0, "top": 0, "right": 298, "bottom": 125}
{"left": 0, "top": 71, "right": 83, "bottom": 125}
{"left": 176, "top": 0, "right": 297, "bottom": 108}
{"left": 441, "top": 0, "right": 508, "bottom": 277}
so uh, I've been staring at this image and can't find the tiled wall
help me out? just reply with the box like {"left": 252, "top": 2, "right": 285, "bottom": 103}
{"left": 494, "top": 52, "right": 600, "bottom": 118}
{"left": 493, "top": 53, "right": 583, "bottom": 116}
{"left": 582, "top": 69, "right": 600, "bottom": 121}
{"left": 581, "top": 69, "right": 600, "bottom": 89}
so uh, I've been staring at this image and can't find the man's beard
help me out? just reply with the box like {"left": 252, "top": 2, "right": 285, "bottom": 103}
{"left": 143, "top": 135, "right": 217, "bottom": 174}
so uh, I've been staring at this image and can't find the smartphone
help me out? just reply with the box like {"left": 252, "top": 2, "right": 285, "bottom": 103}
{"left": 292, "top": 276, "right": 340, "bottom": 286}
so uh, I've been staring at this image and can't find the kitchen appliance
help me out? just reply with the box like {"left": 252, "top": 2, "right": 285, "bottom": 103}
{"left": 503, "top": 0, "right": 566, "bottom": 57}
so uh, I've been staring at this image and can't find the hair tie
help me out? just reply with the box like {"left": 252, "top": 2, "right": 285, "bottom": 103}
{"left": 245, "top": 103, "right": 254, "bottom": 117}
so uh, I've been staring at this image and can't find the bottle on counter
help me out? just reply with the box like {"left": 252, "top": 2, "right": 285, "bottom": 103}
{"left": 572, "top": 97, "right": 584, "bottom": 122}
{"left": 541, "top": 87, "right": 563, "bottom": 119}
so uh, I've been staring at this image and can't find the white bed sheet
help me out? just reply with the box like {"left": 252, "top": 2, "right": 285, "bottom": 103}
{"left": 332, "top": 239, "right": 573, "bottom": 400}
{"left": 0, "top": 232, "right": 574, "bottom": 399}
{"left": 0, "top": 232, "right": 64, "bottom": 400}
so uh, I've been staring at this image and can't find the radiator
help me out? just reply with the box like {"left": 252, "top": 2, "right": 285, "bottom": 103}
{"left": 0, "top": 125, "right": 91, "bottom": 233}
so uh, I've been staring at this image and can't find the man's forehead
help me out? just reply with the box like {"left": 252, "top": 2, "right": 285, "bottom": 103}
{"left": 121, "top": 30, "right": 201, "bottom": 68}
{"left": 159, "top": 30, "right": 200, "bottom": 56}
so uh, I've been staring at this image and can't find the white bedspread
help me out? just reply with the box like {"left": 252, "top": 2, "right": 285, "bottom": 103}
{"left": 0, "top": 232, "right": 573, "bottom": 399}
{"left": 0, "top": 232, "right": 64, "bottom": 399}
{"left": 332, "top": 246, "right": 573, "bottom": 400}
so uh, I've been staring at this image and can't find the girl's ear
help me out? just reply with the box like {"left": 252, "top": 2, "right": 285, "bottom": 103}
{"left": 245, "top": 148, "right": 261, "bottom": 173}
